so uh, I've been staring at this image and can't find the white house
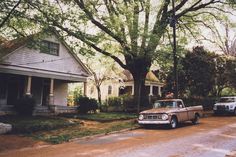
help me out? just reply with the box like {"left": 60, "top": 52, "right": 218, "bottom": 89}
{"left": 87, "top": 70, "right": 164, "bottom": 101}
{"left": 0, "top": 32, "right": 90, "bottom": 115}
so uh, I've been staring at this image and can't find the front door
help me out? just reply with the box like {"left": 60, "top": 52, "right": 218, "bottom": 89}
{"left": 42, "top": 83, "right": 50, "bottom": 106}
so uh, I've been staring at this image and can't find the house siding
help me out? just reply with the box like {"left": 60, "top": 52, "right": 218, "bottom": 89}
{"left": 2, "top": 36, "right": 86, "bottom": 76}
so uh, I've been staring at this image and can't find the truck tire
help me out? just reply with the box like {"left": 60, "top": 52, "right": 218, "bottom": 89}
{"left": 170, "top": 117, "right": 178, "bottom": 129}
{"left": 234, "top": 109, "right": 236, "bottom": 116}
{"left": 192, "top": 114, "right": 200, "bottom": 125}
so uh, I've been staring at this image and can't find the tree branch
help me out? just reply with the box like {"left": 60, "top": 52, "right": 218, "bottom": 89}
{"left": 0, "top": 0, "right": 21, "bottom": 28}
{"left": 74, "top": 0, "right": 130, "bottom": 51}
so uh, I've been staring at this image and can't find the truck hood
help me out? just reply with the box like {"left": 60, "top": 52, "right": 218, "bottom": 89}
{"left": 215, "top": 102, "right": 235, "bottom": 106}
{"left": 140, "top": 108, "right": 177, "bottom": 114}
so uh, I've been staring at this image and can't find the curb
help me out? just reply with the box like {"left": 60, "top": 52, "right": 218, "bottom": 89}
{"left": 202, "top": 111, "right": 214, "bottom": 118}
{"left": 69, "top": 126, "right": 140, "bottom": 142}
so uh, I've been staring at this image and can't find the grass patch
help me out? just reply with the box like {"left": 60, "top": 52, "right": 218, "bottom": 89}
{"left": 0, "top": 113, "right": 139, "bottom": 144}
{"left": 32, "top": 120, "right": 139, "bottom": 144}
{"left": 0, "top": 116, "right": 79, "bottom": 134}
{"left": 61, "top": 112, "right": 137, "bottom": 122}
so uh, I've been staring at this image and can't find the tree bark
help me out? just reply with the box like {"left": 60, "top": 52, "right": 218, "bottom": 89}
{"left": 127, "top": 57, "right": 151, "bottom": 114}
{"left": 96, "top": 86, "right": 102, "bottom": 106}
{"left": 132, "top": 74, "right": 146, "bottom": 114}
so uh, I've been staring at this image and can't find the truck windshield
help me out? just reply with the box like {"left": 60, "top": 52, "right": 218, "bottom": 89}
{"left": 219, "top": 98, "right": 235, "bottom": 103}
{"left": 153, "top": 101, "right": 177, "bottom": 108}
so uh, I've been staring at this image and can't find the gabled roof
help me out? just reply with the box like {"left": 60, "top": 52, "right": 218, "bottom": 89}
{"left": 0, "top": 36, "right": 30, "bottom": 59}
{"left": 0, "top": 31, "right": 91, "bottom": 77}
{"left": 122, "top": 70, "right": 161, "bottom": 83}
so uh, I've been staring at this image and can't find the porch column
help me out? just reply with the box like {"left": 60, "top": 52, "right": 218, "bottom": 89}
{"left": 131, "top": 85, "right": 134, "bottom": 95}
{"left": 158, "top": 86, "right": 162, "bottom": 97}
{"left": 49, "top": 78, "right": 54, "bottom": 105}
{"left": 26, "top": 76, "right": 32, "bottom": 95}
{"left": 84, "top": 82, "right": 87, "bottom": 96}
{"left": 149, "top": 85, "right": 153, "bottom": 96}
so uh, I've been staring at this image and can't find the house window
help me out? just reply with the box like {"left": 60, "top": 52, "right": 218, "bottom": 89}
{"left": 40, "top": 40, "right": 59, "bottom": 56}
{"left": 108, "top": 85, "right": 112, "bottom": 95}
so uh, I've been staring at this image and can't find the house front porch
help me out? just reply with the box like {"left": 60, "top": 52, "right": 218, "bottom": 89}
{"left": 0, "top": 73, "right": 78, "bottom": 115}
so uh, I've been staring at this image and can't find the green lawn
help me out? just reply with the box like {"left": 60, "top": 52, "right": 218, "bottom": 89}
{"left": 0, "top": 112, "right": 139, "bottom": 144}
{"left": 33, "top": 120, "right": 138, "bottom": 144}
{"left": 0, "top": 116, "right": 79, "bottom": 134}
{"left": 61, "top": 112, "right": 137, "bottom": 122}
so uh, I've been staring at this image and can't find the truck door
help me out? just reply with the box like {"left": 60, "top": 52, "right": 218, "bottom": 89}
{"left": 177, "top": 101, "right": 188, "bottom": 121}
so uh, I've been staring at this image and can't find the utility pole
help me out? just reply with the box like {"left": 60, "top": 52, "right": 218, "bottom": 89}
{"left": 171, "top": 0, "right": 178, "bottom": 98}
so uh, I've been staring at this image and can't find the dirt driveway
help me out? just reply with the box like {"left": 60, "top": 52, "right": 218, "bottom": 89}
{"left": 0, "top": 116, "right": 236, "bottom": 157}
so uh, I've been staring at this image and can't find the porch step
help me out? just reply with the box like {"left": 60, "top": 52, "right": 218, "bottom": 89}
{"left": 33, "top": 106, "right": 55, "bottom": 116}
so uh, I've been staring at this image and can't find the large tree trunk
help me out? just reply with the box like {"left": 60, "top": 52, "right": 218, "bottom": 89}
{"left": 132, "top": 73, "right": 147, "bottom": 114}
{"left": 96, "top": 86, "right": 102, "bottom": 106}
{"left": 127, "top": 58, "right": 151, "bottom": 114}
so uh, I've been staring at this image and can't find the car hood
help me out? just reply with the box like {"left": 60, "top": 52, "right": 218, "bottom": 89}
{"left": 140, "top": 108, "right": 177, "bottom": 114}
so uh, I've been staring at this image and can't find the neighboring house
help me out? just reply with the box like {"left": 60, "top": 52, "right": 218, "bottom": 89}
{"left": 87, "top": 70, "right": 164, "bottom": 101}
{"left": 0, "top": 32, "right": 90, "bottom": 115}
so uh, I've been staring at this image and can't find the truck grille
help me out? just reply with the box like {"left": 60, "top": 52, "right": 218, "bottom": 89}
{"left": 217, "top": 105, "right": 226, "bottom": 110}
{"left": 144, "top": 114, "right": 162, "bottom": 120}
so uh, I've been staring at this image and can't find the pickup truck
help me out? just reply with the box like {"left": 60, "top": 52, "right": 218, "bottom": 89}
{"left": 138, "top": 99, "right": 203, "bottom": 129}
{"left": 213, "top": 96, "right": 236, "bottom": 115}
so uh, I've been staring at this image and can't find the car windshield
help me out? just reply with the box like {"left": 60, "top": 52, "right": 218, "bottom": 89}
{"left": 153, "top": 101, "right": 177, "bottom": 108}
{"left": 219, "top": 98, "right": 235, "bottom": 103}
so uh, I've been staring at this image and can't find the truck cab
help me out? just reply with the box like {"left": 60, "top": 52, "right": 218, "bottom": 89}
{"left": 213, "top": 97, "right": 236, "bottom": 115}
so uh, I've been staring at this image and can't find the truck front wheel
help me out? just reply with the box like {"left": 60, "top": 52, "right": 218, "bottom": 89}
{"left": 192, "top": 114, "right": 200, "bottom": 125}
{"left": 170, "top": 117, "right": 178, "bottom": 129}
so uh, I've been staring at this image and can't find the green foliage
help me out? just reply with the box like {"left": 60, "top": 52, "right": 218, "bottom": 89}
{"left": 107, "top": 97, "right": 122, "bottom": 106}
{"left": 182, "top": 97, "right": 217, "bottom": 111}
{"left": 221, "top": 87, "right": 236, "bottom": 96}
{"left": 182, "top": 46, "right": 216, "bottom": 97}
{"left": 14, "top": 96, "right": 36, "bottom": 116}
{"left": 76, "top": 96, "right": 99, "bottom": 114}
{"left": 165, "top": 46, "right": 216, "bottom": 97}
{"left": 224, "top": 58, "right": 236, "bottom": 89}
{"left": 72, "top": 86, "right": 83, "bottom": 104}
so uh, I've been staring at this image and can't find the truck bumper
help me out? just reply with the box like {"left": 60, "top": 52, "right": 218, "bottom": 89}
{"left": 213, "top": 109, "right": 234, "bottom": 114}
{"left": 138, "top": 120, "right": 170, "bottom": 125}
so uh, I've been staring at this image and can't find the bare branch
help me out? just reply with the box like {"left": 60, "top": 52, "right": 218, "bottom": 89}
{"left": 176, "top": 0, "right": 221, "bottom": 19}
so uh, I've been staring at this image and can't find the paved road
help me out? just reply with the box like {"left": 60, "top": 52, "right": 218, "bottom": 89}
{"left": 0, "top": 116, "right": 236, "bottom": 157}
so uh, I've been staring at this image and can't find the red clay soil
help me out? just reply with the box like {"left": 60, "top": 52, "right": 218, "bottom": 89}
{"left": 0, "top": 135, "right": 47, "bottom": 152}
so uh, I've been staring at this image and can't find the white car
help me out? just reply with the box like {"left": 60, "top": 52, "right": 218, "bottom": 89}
{"left": 213, "top": 96, "right": 236, "bottom": 115}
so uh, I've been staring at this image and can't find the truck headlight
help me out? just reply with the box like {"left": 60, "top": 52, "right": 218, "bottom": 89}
{"left": 139, "top": 114, "right": 144, "bottom": 120}
{"left": 162, "top": 114, "right": 169, "bottom": 120}
{"left": 213, "top": 105, "right": 217, "bottom": 110}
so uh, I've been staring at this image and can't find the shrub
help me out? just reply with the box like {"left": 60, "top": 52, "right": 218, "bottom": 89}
{"left": 76, "top": 96, "right": 98, "bottom": 114}
{"left": 182, "top": 97, "right": 216, "bottom": 110}
{"left": 14, "top": 96, "right": 36, "bottom": 116}
{"left": 107, "top": 97, "right": 122, "bottom": 106}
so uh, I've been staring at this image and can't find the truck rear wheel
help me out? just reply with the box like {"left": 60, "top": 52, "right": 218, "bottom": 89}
{"left": 170, "top": 117, "right": 177, "bottom": 129}
{"left": 192, "top": 114, "right": 200, "bottom": 125}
